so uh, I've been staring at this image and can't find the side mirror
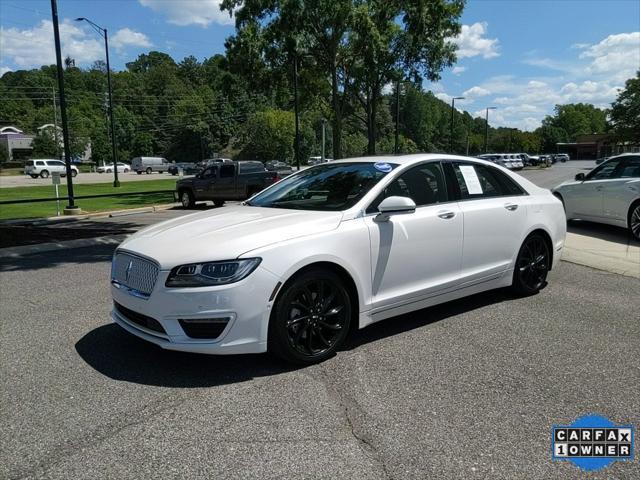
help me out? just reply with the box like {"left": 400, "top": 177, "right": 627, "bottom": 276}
{"left": 374, "top": 196, "right": 416, "bottom": 222}
{"left": 575, "top": 173, "right": 586, "bottom": 181}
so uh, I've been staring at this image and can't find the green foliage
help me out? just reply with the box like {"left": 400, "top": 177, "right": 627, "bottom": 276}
{"left": 609, "top": 71, "right": 640, "bottom": 141}
{"left": 239, "top": 109, "right": 297, "bottom": 161}
{"left": 538, "top": 103, "right": 608, "bottom": 150}
{"left": 31, "top": 133, "right": 59, "bottom": 158}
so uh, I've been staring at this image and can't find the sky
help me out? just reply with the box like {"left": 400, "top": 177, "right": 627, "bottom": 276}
{"left": 1, "top": 0, "right": 639, "bottom": 131}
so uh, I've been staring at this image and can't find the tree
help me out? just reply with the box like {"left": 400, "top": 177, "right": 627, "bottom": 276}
{"left": 609, "top": 71, "right": 640, "bottom": 141}
{"left": 539, "top": 103, "right": 607, "bottom": 150}
{"left": 32, "top": 132, "right": 60, "bottom": 158}
{"left": 239, "top": 109, "right": 297, "bottom": 161}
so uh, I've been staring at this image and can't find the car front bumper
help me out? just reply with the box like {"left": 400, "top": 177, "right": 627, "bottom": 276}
{"left": 111, "top": 265, "right": 280, "bottom": 355}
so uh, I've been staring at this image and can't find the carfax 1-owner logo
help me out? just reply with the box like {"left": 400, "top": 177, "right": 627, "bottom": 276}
{"left": 552, "top": 414, "right": 634, "bottom": 471}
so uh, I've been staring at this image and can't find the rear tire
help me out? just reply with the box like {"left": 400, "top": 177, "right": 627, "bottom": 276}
{"left": 179, "top": 189, "right": 195, "bottom": 208}
{"left": 213, "top": 199, "right": 225, "bottom": 208}
{"left": 30, "top": 174, "right": 38, "bottom": 179}
{"left": 71, "top": 170, "right": 77, "bottom": 177}
{"left": 628, "top": 203, "right": 640, "bottom": 242}
{"left": 136, "top": 171, "right": 142, "bottom": 175}
{"left": 269, "top": 268, "right": 352, "bottom": 364}
{"left": 40, "top": 170, "right": 49, "bottom": 178}
{"left": 146, "top": 167, "right": 152, "bottom": 174}
{"left": 511, "top": 232, "right": 550, "bottom": 296}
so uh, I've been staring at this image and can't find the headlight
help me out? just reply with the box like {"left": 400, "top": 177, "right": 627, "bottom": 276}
{"left": 165, "top": 258, "right": 261, "bottom": 287}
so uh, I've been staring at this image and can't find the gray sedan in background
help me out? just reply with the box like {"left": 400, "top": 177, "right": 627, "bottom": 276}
{"left": 552, "top": 153, "right": 640, "bottom": 240}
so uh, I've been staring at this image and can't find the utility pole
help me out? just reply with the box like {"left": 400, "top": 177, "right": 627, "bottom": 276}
{"left": 50, "top": 0, "right": 77, "bottom": 212}
{"left": 293, "top": 55, "right": 300, "bottom": 170}
{"left": 52, "top": 86, "right": 60, "bottom": 159}
{"left": 394, "top": 79, "right": 400, "bottom": 154}
{"left": 484, "top": 106, "right": 497, "bottom": 153}
{"left": 321, "top": 118, "right": 327, "bottom": 161}
{"left": 450, "top": 97, "right": 464, "bottom": 153}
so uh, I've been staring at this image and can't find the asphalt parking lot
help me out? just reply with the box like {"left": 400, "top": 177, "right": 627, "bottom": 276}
{"left": 1, "top": 160, "right": 639, "bottom": 479}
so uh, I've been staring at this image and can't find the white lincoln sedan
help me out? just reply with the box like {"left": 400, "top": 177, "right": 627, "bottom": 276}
{"left": 110, "top": 154, "right": 566, "bottom": 364}
{"left": 552, "top": 153, "right": 640, "bottom": 241}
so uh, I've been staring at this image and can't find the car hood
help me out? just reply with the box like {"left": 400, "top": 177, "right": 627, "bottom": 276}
{"left": 118, "top": 205, "right": 343, "bottom": 269}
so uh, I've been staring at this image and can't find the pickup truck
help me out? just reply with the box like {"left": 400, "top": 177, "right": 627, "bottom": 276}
{"left": 176, "top": 161, "right": 279, "bottom": 208}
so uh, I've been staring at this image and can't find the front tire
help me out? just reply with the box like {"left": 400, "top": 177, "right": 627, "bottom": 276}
{"left": 71, "top": 170, "right": 77, "bottom": 177}
{"left": 213, "top": 199, "right": 225, "bottom": 208}
{"left": 40, "top": 170, "right": 49, "bottom": 178}
{"left": 145, "top": 167, "right": 152, "bottom": 174}
{"left": 179, "top": 189, "right": 195, "bottom": 208}
{"left": 511, "top": 232, "right": 551, "bottom": 296}
{"left": 629, "top": 203, "right": 640, "bottom": 242}
{"left": 269, "top": 269, "right": 352, "bottom": 364}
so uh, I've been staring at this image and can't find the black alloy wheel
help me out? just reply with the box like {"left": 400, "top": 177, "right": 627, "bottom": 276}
{"left": 270, "top": 269, "right": 351, "bottom": 364}
{"left": 630, "top": 204, "right": 640, "bottom": 242}
{"left": 512, "top": 233, "right": 550, "bottom": 295}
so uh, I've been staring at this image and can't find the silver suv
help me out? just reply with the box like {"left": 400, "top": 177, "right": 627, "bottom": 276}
{"left": 24, "top": 159, "right": 79, "bottom": 179}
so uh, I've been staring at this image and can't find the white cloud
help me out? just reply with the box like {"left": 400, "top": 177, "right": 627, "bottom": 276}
{"left": 452, "top": 22, "right": 500, "bottom": 59}
{"left": 139, "top": 0, "right": 234, "bottom": 27}
{"left": 435, "top": 92, "right": 452, "bottom": 103}
{"left": 463, "top": 86, "right": 491, "bottom": 98}
{"left": 0, "top": 66, "right": 12, "bottom": 76}
{"left": 0, "top": 21, "right": 152, "bottom": 68}
{"left": 579, "top": 32, "right": 640, "bottom": 82}
{"left": 110, "top": 28, "right": 153, "bottom": 52}
{"left": 452, "top": 66, "right": 466, "bottom": 75}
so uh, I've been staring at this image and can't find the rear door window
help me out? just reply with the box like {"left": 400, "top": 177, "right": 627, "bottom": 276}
{"left": 450, "top": 162, "right": 526, "bottom": 199}
{"left": 220, "top": 165, "right": 235, "bottom": 178}
{"left": 36, "top": 161, "right": 45, "bottom": 166}
{"left": 616, "top": 157, "right": 640, "bottom": 178}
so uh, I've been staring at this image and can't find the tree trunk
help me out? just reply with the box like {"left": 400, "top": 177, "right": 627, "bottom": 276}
{"left": 331, "top": 62, "right": 342, "bottom": 159}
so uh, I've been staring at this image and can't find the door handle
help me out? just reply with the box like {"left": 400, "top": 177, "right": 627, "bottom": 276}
{"left": 504, "top": 203, "right": 518, "bottom": 211}
{"left": 437, "top": 211, "right": 456, "bottom": 219}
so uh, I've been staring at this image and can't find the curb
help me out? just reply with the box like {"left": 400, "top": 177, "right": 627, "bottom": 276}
{"left": 0, "top": 203, "right": 178, "bottom": 226}
{"left": 0, "top": 234, "right": 127, "bottom": 258}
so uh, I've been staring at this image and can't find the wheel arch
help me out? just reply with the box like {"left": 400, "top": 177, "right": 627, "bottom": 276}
{"left": 627, "top": 197, "right": 640, "bottom": 228}
{"left": 269, "top": 260, "right": 361, "bottom": 338}
{"left": 526, "top": 227, "right": 554, "bottom": 270}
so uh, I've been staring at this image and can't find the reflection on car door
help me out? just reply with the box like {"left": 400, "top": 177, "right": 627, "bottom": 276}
{"left": 447, "top": 162, "right": 529, "bottom": 284}
{"left": 567, "top": 159, "right": 622, "bottom": 219}
{"left": 602, "top": 156, "right": 640, "bottom": 223}
{"left": 364, "top": 162, "right": 463, "bottom": 313}
{"left": 215, "top": 164, "right": 236, "bottom": 199}
{"left": 193, "top": 167, "right": 217, "bottom": 199}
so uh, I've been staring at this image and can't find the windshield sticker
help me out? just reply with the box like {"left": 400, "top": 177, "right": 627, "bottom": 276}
{"left": 374, "top": 162, "right": 393, "bottom": 173}
{"left": 459, "top": 165, "right": 483, "bottom": 194}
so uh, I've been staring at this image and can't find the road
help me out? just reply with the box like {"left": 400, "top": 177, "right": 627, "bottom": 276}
{"left": 2, "top": 159, "right": 638, "bottom": 479}
{"left": 1, "top": 248, "right": 638, "bottom": 479}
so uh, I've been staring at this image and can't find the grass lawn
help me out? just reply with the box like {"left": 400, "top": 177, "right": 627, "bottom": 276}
{"left": 0, "top": 179, "right": 178, "bottom": 220}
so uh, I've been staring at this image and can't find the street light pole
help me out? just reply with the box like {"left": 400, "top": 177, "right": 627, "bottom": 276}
{"left": 76, "top": 17, "right": 119, "bottom": 186}
{"left": 450, "top": 96, "right": 464, "bottom": 153}
{"left": 50, "top": 0, "right": 77, "bottom": 212}
{"left": 321, "top": 118, "right": 327, "bottom": 161}
{"left": 484, "top": 106, "right": 497, "bottom": 153}
{"left": 394, "top": 79, "right": 400, "bottom": 154}
{"left": 293, "top": 54, "right": 300, "bottom": 171}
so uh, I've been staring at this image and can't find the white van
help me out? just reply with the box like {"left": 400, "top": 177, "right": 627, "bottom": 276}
{"left": 131, "top": 156, "right": 170, "bottom": 174}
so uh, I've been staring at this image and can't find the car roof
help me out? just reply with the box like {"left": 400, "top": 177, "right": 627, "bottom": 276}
{"left": 329, "top": 153, "right": 496, "bottom": 166}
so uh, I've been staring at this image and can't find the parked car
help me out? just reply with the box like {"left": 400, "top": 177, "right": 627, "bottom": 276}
{"left": 555, "top": 153, "right": 569, "bottom": 163}
{"left": 97, "top": 162, "right": 130, "bottom": 173}
{"left": 552, "top": 153, "right": 640, "bottom": 241}
{"left": 176, "top": 160, "right": 279, "bottom": 208}
{"left": 24, "top": 159, "right": 78, "bottom": 178}
{"left": 477, "top": 154, "right": 523, "bottom": 170}
{"left": 131, "top": 156, "right": 170, "bottom": 174}
{"left": 168, "top": 162, "right": 201, "bottom": 176}
{"left": 111, "top": 154, "right": 566, "bottom": 364}
{"left": 265, "top": 160, "right": 294, "bottom": 178}
{"left": 308, "top": 156, "right": 329, "bottom": 166}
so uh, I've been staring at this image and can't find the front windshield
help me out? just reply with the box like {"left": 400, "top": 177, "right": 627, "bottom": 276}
{"left": 247, "top": 162, "right": 397, "bottom": 211}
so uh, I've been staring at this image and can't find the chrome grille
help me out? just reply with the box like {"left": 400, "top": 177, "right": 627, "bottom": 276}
{"left": 111, "top": 252, "right": 159, "bottom": 297}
